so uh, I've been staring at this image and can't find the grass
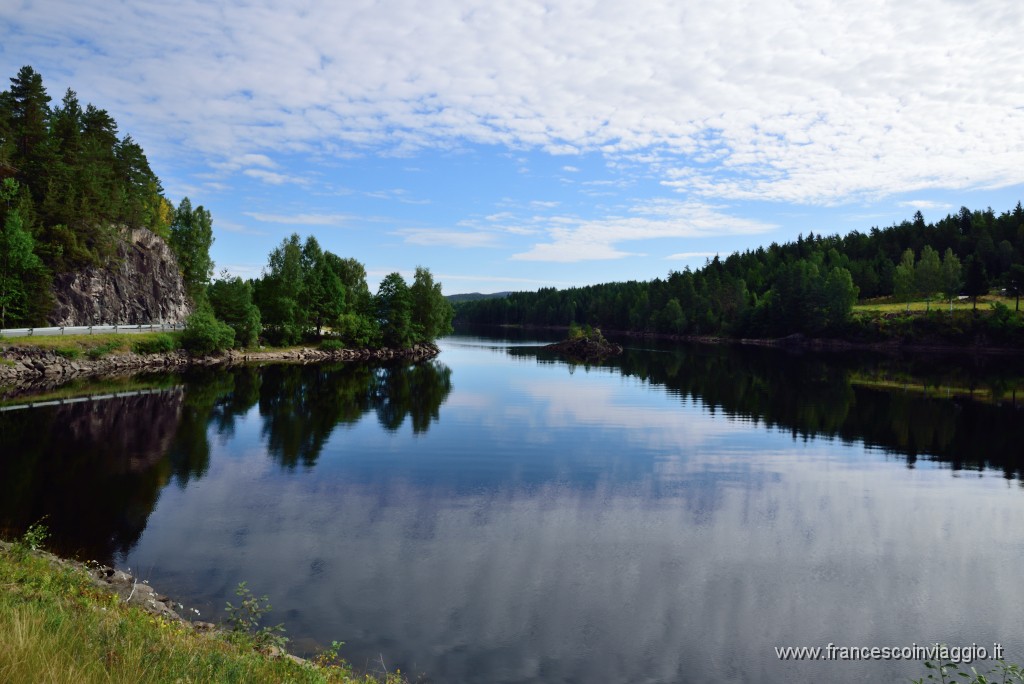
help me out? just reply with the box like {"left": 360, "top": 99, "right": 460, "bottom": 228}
{"left": 0, "top": 332, "right": 183, "bottom": 359}
{"left": 0, "top": 535, "right": 407, "bottom": 684}
{"left": 0, "top": 332, "right": 338, "bottom": 357}
{"left": 854, "top": 293, "right": 1020, "bottom": 313}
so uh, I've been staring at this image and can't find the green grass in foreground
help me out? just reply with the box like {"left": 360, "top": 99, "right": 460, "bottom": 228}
{"left": 0, "top": 536, "right": 405, "bottom": 684}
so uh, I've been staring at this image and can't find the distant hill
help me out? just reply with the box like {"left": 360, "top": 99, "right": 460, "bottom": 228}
{"left": 446, "top": 292, "right": 512, "bottom": 304}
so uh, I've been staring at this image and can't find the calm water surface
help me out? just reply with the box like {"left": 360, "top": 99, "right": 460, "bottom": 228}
{"left": 2, "top": 333, "right": 1024, "bottom": 683}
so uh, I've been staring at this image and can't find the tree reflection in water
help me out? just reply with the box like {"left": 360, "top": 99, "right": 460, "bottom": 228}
{"left": 513, "top": 342, "right": 1024, "bottom": 478}
{"left": 0, "top": 359, "right": 453, "bottom": 560}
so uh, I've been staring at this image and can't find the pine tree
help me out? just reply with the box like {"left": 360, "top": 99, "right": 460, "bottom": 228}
{"left": 7, "top": 66, "right": 53, "bottom": 204}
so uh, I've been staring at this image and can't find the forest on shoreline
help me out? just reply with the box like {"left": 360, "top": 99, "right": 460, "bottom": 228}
{"left": 455, "top": 203, "right": 1024, "bottom": 347}
{"left": 1, "top": 66, "right": 452, "bottom": 350}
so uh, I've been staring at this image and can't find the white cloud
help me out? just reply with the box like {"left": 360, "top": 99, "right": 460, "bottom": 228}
{"left": 561, "top": 166, "right": 580, "bottom": 173}
{"left": 216, "top": 220, "right": 266, "bottom": 236}
{"left": 899, "top": 200, "right": 954, "bottom": 211}
{"left": 212, "top": 153, "right": 278, "bottom": 172}
{"left": 511, "top": 200, "right": 775, "bottom": 263}
{"left": 397, "top": 229, "right": 501, "bottom": 248}
{"left": 242, "top": 169, "right": 308, "bottom": 185}
{"left": 8, "top": 0, "right": 1024, "bottom": 205}
{"left": 364, "top": 188, "right": 430, "bottom": 204}
{"left": 667, "top": 252, "right": 718, "bottom": 260}
{"left": 243, "top": 212, "right": 351, "bottom": 226}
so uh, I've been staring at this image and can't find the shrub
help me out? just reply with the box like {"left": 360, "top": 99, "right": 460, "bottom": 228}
{"left": 333, "top": 313, "right": 380, "bottom": 348}
{"left": 208, "top": 276, "right": 262, "bottom": 348}
{"left": 320, "top": 339, "right": 344, "bottom": 352}
{"left": 225, "top": 582, "right": 287, "bottom": 651}
{"left": 180, "top": 309, "right": 235, "bottom": 355}
{"left": 12, "top": 519, "right": 49, "bottom": 559}
{"left": 54, "top": 347, "right": 81, "bottom": 360}
{"left": 132, "top": 333, "right": 177, "bottom": 355}
{"left": 86, "top": 341, "right": 122, "bottom": 359}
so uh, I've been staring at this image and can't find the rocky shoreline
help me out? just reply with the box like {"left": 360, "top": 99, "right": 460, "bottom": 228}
{"left": 0, "top": 342, "right": 441, "bottom": 389}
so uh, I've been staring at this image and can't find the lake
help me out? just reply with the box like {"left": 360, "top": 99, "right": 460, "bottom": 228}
{"left": 2, "top": 332, "right": 1024, "bottom": 683}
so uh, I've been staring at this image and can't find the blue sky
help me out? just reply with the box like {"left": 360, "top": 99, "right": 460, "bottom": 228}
{"left": 3, "top": 0, "right": 1024, "bottom": 294}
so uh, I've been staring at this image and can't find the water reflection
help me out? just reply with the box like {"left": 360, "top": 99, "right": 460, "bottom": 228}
{"left": 258, "top": 362, "right": 453, "bottom": 468}
{"left": 0, "top": 359, "right": 453, "bottom": 561}
{"left": 511, "top": 342, "right": 1024, "bottom": 477}
{"left": 0, "top": 389, "right": 183, "bottom": 560}
{"left": 2, "top": 338, "right": 1023, "bottom": 684}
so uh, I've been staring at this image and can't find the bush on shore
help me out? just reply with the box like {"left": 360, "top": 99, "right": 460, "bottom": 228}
{"left": 180, "top": 308, "right": 235, "bottom": 355}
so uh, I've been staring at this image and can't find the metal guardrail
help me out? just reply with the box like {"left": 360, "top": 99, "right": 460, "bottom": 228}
{"left": 0, "top": 388, "right": 175, "bottom": 412}
{"left": 0, "top": 323, "right": 183, "bottom": 338}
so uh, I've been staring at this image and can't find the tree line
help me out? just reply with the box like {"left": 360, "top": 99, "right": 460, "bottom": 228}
{"left": 455, "top": 204, "right": 1024, "bottom": 339}
{"left": 192, "top": 232, "right": 453, "bottom": 352}
{"left": 1, "top": 65, "right": 453, "bottom": 349}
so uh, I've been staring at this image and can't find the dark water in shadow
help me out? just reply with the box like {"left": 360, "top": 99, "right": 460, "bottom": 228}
{"left": 2, "top": 337, "right": 1023, "bottom": 683}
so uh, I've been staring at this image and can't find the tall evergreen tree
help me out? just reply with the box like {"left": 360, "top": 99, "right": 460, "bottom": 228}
{"left": 115, "top": 134, "right": 166, "bottom": 234}
{"left": 7, "top": 66, "right": 53, "bottom": 204}
{"left": 41, "top": 89, "right": 84, "bottom": 235}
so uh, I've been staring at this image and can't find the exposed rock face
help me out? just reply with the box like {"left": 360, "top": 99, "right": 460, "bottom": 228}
{"left": 49, "top": 228, "right": 192, "bottom": 326}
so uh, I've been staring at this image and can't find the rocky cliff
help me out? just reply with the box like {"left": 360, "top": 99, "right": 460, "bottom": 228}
{"left": 48, "top": 228, "right": 192, "bottom": 326}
